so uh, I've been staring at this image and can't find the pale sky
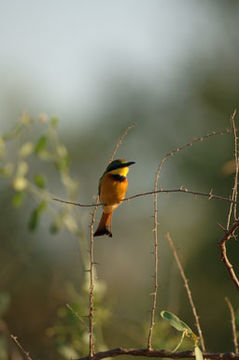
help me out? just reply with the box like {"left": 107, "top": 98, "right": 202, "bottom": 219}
{"left": 0, "top": 1, "right": 225, "bottom": 127}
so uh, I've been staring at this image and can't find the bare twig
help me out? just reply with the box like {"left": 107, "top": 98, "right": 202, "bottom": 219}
{"left": 166, "top": 233, "right": 205, "bottom": 351}
{"left": 109, "top": 123, "right": 136, "bottom": 163}
{"left": 147, "top": 160, "right": 159, "bottom": 350}
{"left": 219, "top": 220, "right": 239, "bottom": 290}
{"left": 10, "top": 334, "right": 33, "bottom": 360}
{"left": 88, "top": 123, "right": 135, "bottom": 357}
{"left": 89, "top": 205, "right": 98, "bottom": 357}
{"left": 53, "top": 188, "right": 237, "bottom": 208}
{"left": 227, "top": 110, "right": 238, "bottom": 230}
{"left": 156, "top": 128, "right": 231, "bottom": 181}
{"left": 147, "top": 127, "right": 230, "bottom": 350}
{"left": 225, "top": 297, "right": 239, "bottom": 353}
{"left": 75, "top": 347, "right": 239, "bottom": 360}
{"left": 232, "top": 110, "right": 238, "bottom": 221}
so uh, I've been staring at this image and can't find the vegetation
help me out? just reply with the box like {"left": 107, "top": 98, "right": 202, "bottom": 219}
{"left": 0, "top": 112, "right": 239, "bottom": 360}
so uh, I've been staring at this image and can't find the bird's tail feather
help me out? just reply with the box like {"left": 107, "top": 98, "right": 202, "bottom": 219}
{"left": 94, "top": 212, "right": 112, "bottom": 237}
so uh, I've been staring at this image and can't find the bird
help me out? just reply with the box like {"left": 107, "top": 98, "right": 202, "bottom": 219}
{"left": 94, "top": 159, "right": 135, "bottom": 237}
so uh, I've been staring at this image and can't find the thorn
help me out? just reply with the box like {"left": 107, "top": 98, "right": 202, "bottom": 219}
{"left": 217, "top": 223, "right": 227, "bottom": 233}
{"left": 209, "top": 188, "right": 213, "bottom": 200}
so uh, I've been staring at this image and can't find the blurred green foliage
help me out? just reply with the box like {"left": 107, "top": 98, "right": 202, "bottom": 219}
{"left": 0, "top": 116, "right": 111, "bottom": 358}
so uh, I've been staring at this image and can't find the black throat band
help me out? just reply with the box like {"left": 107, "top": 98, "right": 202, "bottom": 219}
{"left": 110, "top": 174, "right": 126, "bottom": 182}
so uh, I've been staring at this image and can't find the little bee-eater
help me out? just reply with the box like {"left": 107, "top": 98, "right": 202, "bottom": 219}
{"left": 94, "top": 159, "right": 135, "bottom": 237}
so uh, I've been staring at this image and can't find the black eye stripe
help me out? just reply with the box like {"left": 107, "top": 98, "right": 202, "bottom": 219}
{"left": 110, "top": 174, "right": 126, "bottom": 182}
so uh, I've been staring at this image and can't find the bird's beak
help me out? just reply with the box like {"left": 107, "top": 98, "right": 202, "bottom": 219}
{"left": 125, "top": 161, "right": 135, "bottom": 167}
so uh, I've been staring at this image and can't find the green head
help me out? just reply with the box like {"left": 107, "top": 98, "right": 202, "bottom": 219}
{"left": 105, "top": 159, "right": 135, "bottom": 175}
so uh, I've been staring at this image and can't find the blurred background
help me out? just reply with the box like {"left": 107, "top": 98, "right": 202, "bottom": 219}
{"left": 1, "top": 1, "right": 239, "bottom": 359}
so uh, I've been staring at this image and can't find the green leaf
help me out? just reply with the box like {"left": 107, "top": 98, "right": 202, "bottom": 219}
{"left": 0, "top": 163, "right": 14, "bottom": 177}
{"left": 195, "top": 346, "right": 203, "bottom": 360}
{"left": 19, "top": 142, "right": 34, "bottom": 157}
{"left": 50, "top": 213, "right": 64, "bottom": 234}
{"left": 28, "top": 208, "right": 39, "bottom": 231}
{"left": 0, "top": 136, "right": 5, "bottom": 158}
{"left": 35, "top": 136, "right": 47, "bottom": 154}
{"left": 50, "top": 222, "right": 61, "bottom": 234}
{"left": 50, "top": 117, "right": 59, "bottom": 127}
{"left": 160, "top": 311, "right": 192, "bottom": 334}
{"left": 55, "top": 156, "right": 69, "bottom": 172}
{"left": 33, "top": 174, "right": 46, "bottom": 188}
{"left": 28, "top": 201, "right": 47, "bottom": 231}
{"left": 12, "top": 191, "right": 25, "bottom": 207}
{"left": 12, "top": 177, "right": 27, "bottom": 191}
{"left": 38, "top": 200, "right": 47, "bottom": 212}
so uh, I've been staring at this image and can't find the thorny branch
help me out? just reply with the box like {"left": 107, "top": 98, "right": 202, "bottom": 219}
{"left": 225, "top": 297, "right": 239, "bottom": 353}
{"left": 147, "top": 156, "right": 159, "bottom": 350}
{"left": 166, "top": 233, "right": 205, "bottom": 351}
{"left": 109, "top": 123, "right": 136, "bottom": 163}
{"left": 89, "top": 204, "right": 98, "bottom": 357}
{"left": 222, "top": 111, "right": 239, "bottom": 291}
{"left": 75, "top": 348, "right": 239, "bottom": 360}
{"left": 219, "top": 219, "right": 239, "bottom": 290}
{"left": 54, "top": 127, "right": 232, "bottom": 209}
{"left": 10, "top": 335, "right": 33, "bottom": 360}
{"left": 53, "top": 123, "right": 238, "bottom": 359}
{"left": 88, "top": 123, "right": 135, "bottom": 357}
{"left": 53, "top": 188, "right": 238, "bottom": 208}
{"left": 227, "top": 110, "right": 238, "bottom": 230}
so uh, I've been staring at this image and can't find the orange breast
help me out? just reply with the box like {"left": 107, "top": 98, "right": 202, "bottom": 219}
{"left": 99, "top": 174, "right": 128, "bottom": 208}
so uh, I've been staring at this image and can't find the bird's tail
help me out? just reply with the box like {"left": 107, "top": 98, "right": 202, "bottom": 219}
{"left": 94, "top": 212, "right": 112, "bottom": 237}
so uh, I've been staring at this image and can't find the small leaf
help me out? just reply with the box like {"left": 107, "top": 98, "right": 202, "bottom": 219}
{"left": 28, "top": 201, "right": 47, "bottom": 231}
{"left": 55, "top": 157, "right": 69, "bottom": 172}
{"left": 195, "top": 346, "right": 203, "bottom": 360}
{"left": 35, "top": 136, "right": 47, "bottom": 154}
{"left": 0, "top": 163, "right": 14, "bottom": 177}
{"left": 56, "top": 145, "right": 68, "bottom": 158}
{"left": 0, "top": 137, "right": 5, "bottom": 158}
{"left": 50, "top": 117, "right": 59, "bottom": 127}
{"left": 12, "top": 177, "right": 27, "bottom": 191}
{"left": 50, "top": 213, "right": 64, "bottom": 234}
{"left": 38, "top": 200, "right": 47, "bottom": 213}
{"left": 12, "top": 191, "right": 25, "bottom": 207}
{"left": 160, "top": 311, "right": 192, "bottom": 334}
{"left": 19, "top": 142, "right": 34, "bottom": 157}
{"left": 63, "top": 214, "right": 78, "bottom": 233}
{"left": 33, "top": 174, "right": 46, "bottom": 188}
{"left": 17, "top": 161, "right": 28, "bottom": 177}
{"left": 28, "top": 208, "right": 39, "bottom": 231}
{"left": 50, "top": 222, "right": 61, "bottom": 234}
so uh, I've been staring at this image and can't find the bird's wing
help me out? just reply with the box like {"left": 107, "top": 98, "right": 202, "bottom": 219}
{"left": 98, "top": 174, "right": 103, "bottom": 196}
